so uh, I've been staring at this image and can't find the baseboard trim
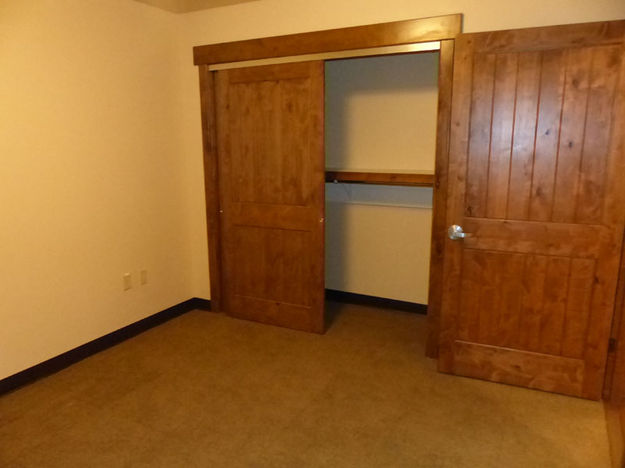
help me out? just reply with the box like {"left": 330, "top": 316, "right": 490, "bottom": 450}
{"left": 0, "top": 297, "right": 211, "bottom": 396}
{"left": 187, "top": 297, "right": 212, "bottom": 311}
{"left": 325, "top": 289, "right": 427, "bottom": 314}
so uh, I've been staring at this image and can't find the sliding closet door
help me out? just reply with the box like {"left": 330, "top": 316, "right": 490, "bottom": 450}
{"left": 215, "top": 61, "right": 325, "bottom": 333}
{"left": 439, "top": 21, "right": 625, "bottom": 399}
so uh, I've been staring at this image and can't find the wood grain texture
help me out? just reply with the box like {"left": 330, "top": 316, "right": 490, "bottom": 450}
{"left": 561, "top": 258, "right": 595, "bottom": 359}
{"left": 324, "top": 171, "right": 434, "bottom": 186}
{"left": 194, "top": 15, "right": 462, "bottom": 65}
{"left": 452, "top": 341, "right": 584, "bottom": 396}
{"left": 529, "top": 49, "right": 565, "bottom": 222}
{"left": 506, "top": 52, "right": 541, "bottom": 220}
{"left": 518, "top": 255, "right": 548, "bottom": 352}
{"left": 577, "top": 45, "right": 622, "bottom": 224}
{"left": 216, "top": 61, "right": 325, "bottom": 333}
{"left": 551, "top": 48, "right": 592, "bottom": 223}
{"left": 584, "top": 47, "right": 625, "bottom": 399}
{"left": 439, "top": 20, "right": 625, "bottom": 399}
{"left": 462, "top": 218, "right": 610, "bottom": 258}
{"left": 426, "top": 39, "right": 455, "bottom": 358}
{"left": 438, "top": 32, "right": 474, "bottom": 373}
{"left": 456, "top": 250, "right": 596, "bottom": 357}
{"left": 461, "top": 43, "right": 622, "bottom": 227}
{"left": 472, "top": 20, "right": 625, "bottom": 54}
{"left": 486, "top": 53, "right": 517, "bottom": 219}
{"left": 198, "top": 65, "right": 223, "bottom": 311}
{"left": 538, "top": 257, "right": 570, "bottom": 356}
{"left": 464, "top": 52, "right": 495, "bottom": 218}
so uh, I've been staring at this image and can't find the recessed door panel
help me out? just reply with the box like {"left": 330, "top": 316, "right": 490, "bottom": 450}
{"left": 216, "top": 61, "right": 325, "bottom": 333}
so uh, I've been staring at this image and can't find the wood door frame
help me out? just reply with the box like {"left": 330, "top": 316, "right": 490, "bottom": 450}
{"left": 195, "top": 14, "right": 461, "bottom": 336}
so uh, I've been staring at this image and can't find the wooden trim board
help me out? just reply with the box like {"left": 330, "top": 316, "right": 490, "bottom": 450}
{"left": 425, "top": 38, "right": 455, "bottom": 358}
{"left": 198, "top": 65, "right": 223, "bottom": 312}
{"left": 0, "top": 298, "right": 211, "bottom": 396}
{"left": 194, "top": 15, "right": 462, "bottom": 65}
{"left": 325, "top": 170, "right": 434, "bottom": 187}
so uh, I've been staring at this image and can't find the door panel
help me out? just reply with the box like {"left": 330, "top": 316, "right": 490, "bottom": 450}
{"left": 439, "top": 21, "right": 625, "bottom": 399}
{"left": 216, "top": 61, "right": 325, "bottom": 333}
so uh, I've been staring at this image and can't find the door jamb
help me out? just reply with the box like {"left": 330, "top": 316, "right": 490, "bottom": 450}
{"left": 198, "top": 65, "right": 223, "bottom": 311}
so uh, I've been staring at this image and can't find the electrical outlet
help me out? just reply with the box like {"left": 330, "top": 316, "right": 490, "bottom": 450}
{"left": 140, "top": 269, "right": 148, "bottom": 285}
{"left": 123, "top": 273, "right": 132, "bottom": 291}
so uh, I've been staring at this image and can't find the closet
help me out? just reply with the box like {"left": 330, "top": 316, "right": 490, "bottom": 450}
{"left": 324, "top": 52, "right": 439, "bottom": 306}
{"left": 195, "top": 15, "right": 458, "bottom": 337}
{"left": 194, "top": 17, "right": 625, "bottom": 400}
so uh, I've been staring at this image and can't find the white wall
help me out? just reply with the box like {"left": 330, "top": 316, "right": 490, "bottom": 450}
{"left": 325, "top": 54, "right": 438, "bottom": 303}
{"left": 181, "top": 0, "right": 625, "bottom": 302}
{"left": 0, "top": 0, "right": 195, "bottom": 380}
{"left": 325, "top": 186, "right": 434, "bottom": 303}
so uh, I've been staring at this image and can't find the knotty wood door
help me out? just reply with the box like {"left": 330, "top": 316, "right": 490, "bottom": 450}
{"left": 439, "top": 21, "right": 625, "bottom": 399}
{"left": 215, "top": 61, "right": 325, "bottom": 333}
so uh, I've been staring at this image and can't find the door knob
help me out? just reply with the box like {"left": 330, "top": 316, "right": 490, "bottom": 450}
{"left": 448, "top": 224, "right": 466, "bottom": 240}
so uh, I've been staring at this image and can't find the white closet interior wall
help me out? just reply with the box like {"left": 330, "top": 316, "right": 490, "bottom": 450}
{"left": 325, "top": 52, "right": 439, "bottom": 304}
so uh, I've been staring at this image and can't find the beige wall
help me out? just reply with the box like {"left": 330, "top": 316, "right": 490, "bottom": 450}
{"left": 182, "top": 0, "right": 625, "bottom": 41}
{"left": 134, "top": 0, "right": 259, "bottom": 13}
{"left": 325, "top": 54, "right": 438, "bottom": 172}
{"left": 0, "top": 0, "right": 195, "bottom": 380}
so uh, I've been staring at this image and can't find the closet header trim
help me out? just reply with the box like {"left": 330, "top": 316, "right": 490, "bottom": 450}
{"left": 208, "top": 41, "right": 440, "bottom": 71}
{"left": 193, "top": 14, "right": 462, "bottom": 66}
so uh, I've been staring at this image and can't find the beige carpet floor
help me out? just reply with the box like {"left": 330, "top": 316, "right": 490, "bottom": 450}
{"left": 0, "top": 302, "right": 611, "bottom": 467}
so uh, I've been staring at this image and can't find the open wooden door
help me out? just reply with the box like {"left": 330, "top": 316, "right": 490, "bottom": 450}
{"left": 215, "top": 61, "right": 325, "bottom": 333}
{"left": 439, "top": 21, "right": 625, "bottom": 399}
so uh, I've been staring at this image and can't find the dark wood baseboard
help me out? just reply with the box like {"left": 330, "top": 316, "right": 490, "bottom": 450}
{"left": 325, "top": 289, "right": 427, "bottom": 314}
{"left": 187, "top": 297, "right": 211, "bottom": 311}
{"left": 0, "top": 297, "right": 211, "bottom": 396}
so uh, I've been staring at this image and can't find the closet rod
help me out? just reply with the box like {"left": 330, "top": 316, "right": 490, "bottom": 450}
{"left": 208, "top": 41, "right": 441, "bottom": 71}
{"left": 325, "top": 170, "right": 435, "bottom": 187}
{"left": 327, "top": 200, "right": 432, "bottom": 210}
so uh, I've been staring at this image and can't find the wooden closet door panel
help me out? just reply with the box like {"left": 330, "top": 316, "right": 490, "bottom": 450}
{"left": 216, "top": 61, "right": 325, "bottom": 333}
{"left": 439, "top": 21, "right": 625, "bottom": 399}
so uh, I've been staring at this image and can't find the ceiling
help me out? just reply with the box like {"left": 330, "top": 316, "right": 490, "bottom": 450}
{"left": 133, "top": 0, "right": 259, "bottom": 13}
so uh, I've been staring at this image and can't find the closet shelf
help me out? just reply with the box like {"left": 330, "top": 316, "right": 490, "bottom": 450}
{"left": 325, "top": 170, "right": 435, "bottom": 187}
